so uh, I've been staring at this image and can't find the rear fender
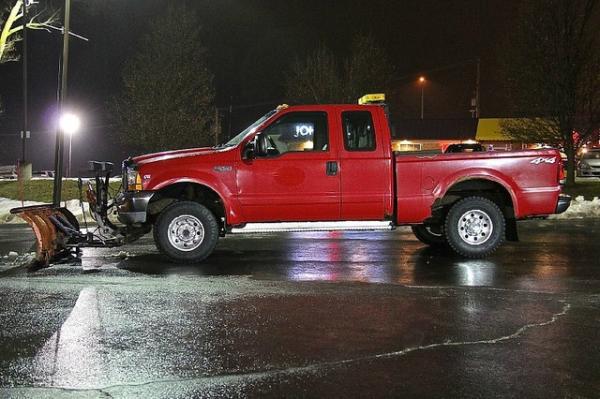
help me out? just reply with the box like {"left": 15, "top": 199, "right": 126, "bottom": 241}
{"left": 433, "top": 169, "right": 520, "bottom": 216}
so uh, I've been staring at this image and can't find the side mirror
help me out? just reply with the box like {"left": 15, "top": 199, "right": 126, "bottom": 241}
{"left": 255, "top": 134, "right": 269, "bottom": 157}
{"left": 243, "top": 141, "right": 255, "bottom": 160}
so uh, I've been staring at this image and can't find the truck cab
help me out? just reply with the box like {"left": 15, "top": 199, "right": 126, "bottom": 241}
{"left": 235, "top": 104, "right": 394, "bottom": 222}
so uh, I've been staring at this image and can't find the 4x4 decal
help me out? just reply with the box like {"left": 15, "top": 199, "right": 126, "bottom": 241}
{"left": 530, "top": 157, "right": 556, "bottom": 165}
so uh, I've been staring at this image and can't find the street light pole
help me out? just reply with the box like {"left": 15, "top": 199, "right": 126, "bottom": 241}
{"left": 68, "top": 133, "right": 72, "bottom": 177}
{"left": 418, "top": 76, "right": 426, "bottom": 119}
{"left": 52, "top": 0, "right": 71, "bottom": 205}
{"left": 420, "top": 85, "right": 424, "bottom": 119}
{"left": 21, "top": 0, "right": 28, "bottom": 164}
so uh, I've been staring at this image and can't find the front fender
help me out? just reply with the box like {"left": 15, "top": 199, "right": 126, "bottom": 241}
{"left": 147, "top": 173, "right": 243, "bottom": 225}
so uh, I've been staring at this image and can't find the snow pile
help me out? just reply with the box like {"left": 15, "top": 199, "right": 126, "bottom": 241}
{"left": 0, "top": 251, "right": 36, "bottom": 267}
{"left": 549, "top": 196, "right": 600, "bottom": 219}
{"left": 0, "top": 198, "right": 40, "bottom": 224}
{"left": 0, "top": 197, "right": 90, "bottom": 224}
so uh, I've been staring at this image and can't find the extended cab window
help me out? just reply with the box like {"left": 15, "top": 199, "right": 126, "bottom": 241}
{"left": 262, "top": 112, "right": 329, "bottom": 155}
{"left": 342, "top": 111, "right": 376, "bottom": 151}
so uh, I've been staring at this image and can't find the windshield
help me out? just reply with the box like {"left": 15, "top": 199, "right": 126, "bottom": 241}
{"left": 583, "top": 150, "right": 600, "bottom": 159}
{"left": 218, "top": 110, "right": 277, "bottom": 148}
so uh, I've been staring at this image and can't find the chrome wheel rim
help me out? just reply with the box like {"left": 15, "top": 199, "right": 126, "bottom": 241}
{"left": 167, "top": 215, "right": 205, "bottom": 251}
{"left": 457, "top": 209, "right": 493, "bottom": 246}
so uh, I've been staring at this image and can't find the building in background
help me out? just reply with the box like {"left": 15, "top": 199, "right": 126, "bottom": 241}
{"left": 391, "top": 118, "right": 531, "bottom": 152}
{"left": 475, "top": 118, "right": 524, "bottom": 151}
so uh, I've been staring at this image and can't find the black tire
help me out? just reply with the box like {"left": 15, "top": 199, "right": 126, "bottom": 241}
{"left": 153, "top": 201, "right": 219, "bottom": 263}
{"left": 411, "top": 224, "right": 446, "bottom": 246}
{"left": 444, "top": 196, "right": 505, "bottom": 258}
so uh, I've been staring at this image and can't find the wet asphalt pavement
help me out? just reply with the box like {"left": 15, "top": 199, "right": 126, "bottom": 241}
{"left": 0, "top": 220, "right": 599, "bottom": 398}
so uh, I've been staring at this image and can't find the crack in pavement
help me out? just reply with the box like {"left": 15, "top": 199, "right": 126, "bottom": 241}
{"left": 371, "top": 301, "right": 571, "bottom": 360}
{"left": 1, "top": 301, "right": 571, "bottom": 397}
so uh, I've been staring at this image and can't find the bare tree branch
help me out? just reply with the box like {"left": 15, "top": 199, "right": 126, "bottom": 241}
{"left": 501, "top": 0, "right": 600, "bottom": 185}
{"left": 0, "top": 0, "right": 57, "bottom": 63}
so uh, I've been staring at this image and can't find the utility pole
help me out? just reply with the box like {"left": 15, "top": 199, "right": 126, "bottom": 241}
{"left": 21, "top": 0, "right": 28, "bottom": 164}
{"left": 227, "top": 97, "right": 233, "bottom": 139}
{"left": 52, "top": 0, "right": 71, "bottom": 206}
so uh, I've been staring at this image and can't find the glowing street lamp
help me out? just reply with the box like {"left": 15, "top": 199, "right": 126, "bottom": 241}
{"left": 418, "top": 76, "right": 426, "bottom": 119}
{"left": 59, "top": 112, "right": 81, "bottom": 177}
{"left": 60, "top": 113, "right": 81, "bottom": 135}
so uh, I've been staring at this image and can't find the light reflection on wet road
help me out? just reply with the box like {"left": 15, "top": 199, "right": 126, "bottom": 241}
{"left": 33, "top": 287, "right": 106, "bottom": 388}
{"left": 0, "top": 219, "right": 599, "bottom": 398}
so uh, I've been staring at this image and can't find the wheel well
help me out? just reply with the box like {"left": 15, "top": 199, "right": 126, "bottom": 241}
{"left": 147, "top": 183, "right": 226, "bottom": 228}
{"left": 429, "top": 179, "right": 515, "bottom": 224}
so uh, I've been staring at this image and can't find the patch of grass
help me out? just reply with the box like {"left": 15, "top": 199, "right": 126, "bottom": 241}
{"left": 563, "top": 180, "right": 600, "bottom": 200}
{"left": 0, "top": 179, "right": 122, "bottom": 203}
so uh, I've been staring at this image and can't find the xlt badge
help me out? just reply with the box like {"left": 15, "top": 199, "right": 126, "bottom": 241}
{"left": 213, "top": 165, "right": 233, "bottom": 173}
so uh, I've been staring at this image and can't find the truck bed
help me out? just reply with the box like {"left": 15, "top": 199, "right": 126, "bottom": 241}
{"left": 394, "top": 149, "right": 562, "bottom": 223}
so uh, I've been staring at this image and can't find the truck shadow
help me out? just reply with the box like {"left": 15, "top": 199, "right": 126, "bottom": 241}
{"left": 115, "top": 249, "right": 274, "bottom": 276}
{"left": 115, "top": 244, "right": 525, "bottom": 289}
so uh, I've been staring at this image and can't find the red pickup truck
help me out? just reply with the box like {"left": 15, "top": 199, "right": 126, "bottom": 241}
{"left": 116, "top": 103, "right": 570, "bottom": 262}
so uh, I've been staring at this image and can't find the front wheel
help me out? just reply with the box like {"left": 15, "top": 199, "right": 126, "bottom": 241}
{"left": 411, "top": 224, "right": 445, "bottom": 246}
{"left": 444, "top": 197, "right": 505, "bottom": 258}
{"left": 153, "top": 201, "right": 219, "bottom": 263}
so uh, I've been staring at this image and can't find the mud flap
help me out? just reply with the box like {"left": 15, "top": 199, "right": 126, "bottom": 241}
{"left": 10, "top": 205, "right": 81, "bottom": 268}
{"left": 506, "top": 218, "right": 519, "bottom": 242}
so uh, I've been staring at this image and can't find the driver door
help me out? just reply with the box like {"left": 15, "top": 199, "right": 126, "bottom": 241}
{"left": 236, "top": 111, "right": 341, "bottom": 222}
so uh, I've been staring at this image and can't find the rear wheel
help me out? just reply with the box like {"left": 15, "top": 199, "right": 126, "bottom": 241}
{"left": 154, "top": 201, "right": 219, "bottom": 263}
{"left": 444, "top": 196, "right": 505, "bottom": 258}
{"left": 411, "top": 224, "right": 445, "bottom": 246}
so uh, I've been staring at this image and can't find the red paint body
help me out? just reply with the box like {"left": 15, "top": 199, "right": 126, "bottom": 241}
{"left": 133, "top": 105, "right": 563, "bottom": 227}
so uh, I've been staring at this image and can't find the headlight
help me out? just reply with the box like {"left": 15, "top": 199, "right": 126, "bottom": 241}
{"left": 580, "top": 162, "right": 590, "bottom": 170}
{"left": 126, "top": 167, "right": 142, "bottom": 191}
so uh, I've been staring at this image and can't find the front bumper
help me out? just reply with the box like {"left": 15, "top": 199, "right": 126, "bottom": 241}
{"left": 116, "top": 191, "right": 154, "bottom": 224}
{"left": 555, "top": 194, "right": 571, "bottom": 214}
{"left": 578, "top": 170, "right": 600, "bottom": 177}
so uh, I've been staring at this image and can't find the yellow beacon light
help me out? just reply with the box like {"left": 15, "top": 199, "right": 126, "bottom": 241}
{"left": 358, "top": 93, "right": 386, "bottom": 105}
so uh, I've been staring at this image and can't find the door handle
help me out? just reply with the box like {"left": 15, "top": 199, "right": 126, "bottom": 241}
{"left": 326, "top": 161, "right": 338, "bottom": 176}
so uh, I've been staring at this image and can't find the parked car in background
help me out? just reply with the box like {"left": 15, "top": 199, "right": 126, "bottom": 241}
{"left": 32, "top": 170, "right": 55, "bottom": 178}
{"left": 578, "top": 149, "right": 600, "bottom": 177}
{"left": 444, "top": 143, "right": 485, "bottom": 153}
{"left": 0, "top": 165, "right": 17, "bottom": 180}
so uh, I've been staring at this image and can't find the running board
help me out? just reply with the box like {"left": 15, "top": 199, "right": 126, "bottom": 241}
{"left": 230, "top": 221, "right": 394, "bottom": 234}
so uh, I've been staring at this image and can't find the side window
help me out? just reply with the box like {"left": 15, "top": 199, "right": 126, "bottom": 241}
{"left": 342, "top": 111, "right": 376, "bottom": 151}
{"left": 262, "top": 112, "right": 329, "bottom": 156}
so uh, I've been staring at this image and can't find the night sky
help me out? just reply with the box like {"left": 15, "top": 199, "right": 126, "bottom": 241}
{"left": 0, "top": 0, "right": 518, "bottom": 171}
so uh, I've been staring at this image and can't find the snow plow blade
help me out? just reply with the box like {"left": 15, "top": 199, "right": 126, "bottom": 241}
{"left": 10, "top": 205, "right": 82, "bottom": 268}
{"left": 9, "top": 162, "right": 145, "bottom": 270}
